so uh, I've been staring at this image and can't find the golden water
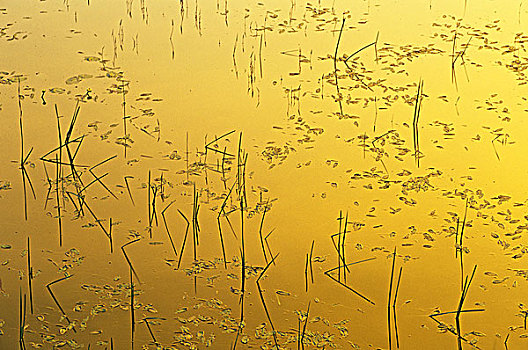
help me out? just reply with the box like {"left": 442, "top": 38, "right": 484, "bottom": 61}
{"left": 1, "top": 0, "right": 528, "bottom": 348}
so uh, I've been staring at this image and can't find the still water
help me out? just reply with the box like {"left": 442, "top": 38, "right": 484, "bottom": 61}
{"left": 1, "top": 0, "right": 528, "bottom": 348}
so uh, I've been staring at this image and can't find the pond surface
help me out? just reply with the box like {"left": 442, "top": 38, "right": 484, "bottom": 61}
{"left": 1, "top": 0, "right": 528, "bottom": 348}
